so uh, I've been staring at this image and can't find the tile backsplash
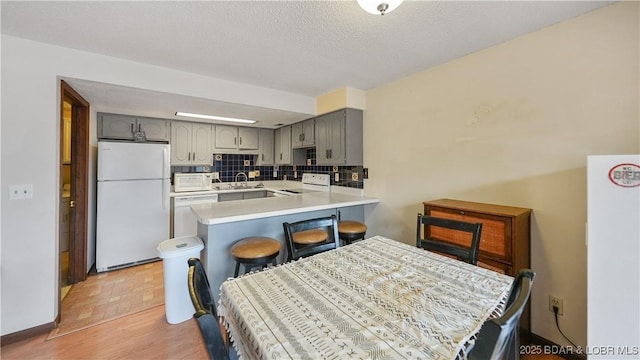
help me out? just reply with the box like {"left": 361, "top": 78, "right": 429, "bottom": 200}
{"left": 171, "top": 152, "right": 364, "bottom": 189}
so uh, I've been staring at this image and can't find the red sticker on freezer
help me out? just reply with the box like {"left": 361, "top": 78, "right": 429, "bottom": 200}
{"left": 608, "top": 163, "right": 640, "bottom": 187}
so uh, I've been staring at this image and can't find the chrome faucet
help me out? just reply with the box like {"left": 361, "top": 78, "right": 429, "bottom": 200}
{"left": 235, "top": 172, "right": 248, "bottom": 188}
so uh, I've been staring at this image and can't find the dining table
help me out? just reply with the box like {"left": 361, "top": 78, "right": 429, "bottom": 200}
{"left": 218, "top": 235, "right": 514, "bottom": 360}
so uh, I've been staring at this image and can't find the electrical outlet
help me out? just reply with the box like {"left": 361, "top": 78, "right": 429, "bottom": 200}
{"left": 294, "top": 171, "right": 297, "bottom": 178}
{"left": 273, "top": 170, "right": 278, "bottom": 178}
{"left": 549, "top": 295, "right": 564, "bottom": 316}
{"left": 9, "top": 184, "right": 33, "bottom": 199}
{"left": 335, "top": 173, "right": 340, "bottom": 182}
{"left": 248, "top": 171, "right": 256, "bottom": 179}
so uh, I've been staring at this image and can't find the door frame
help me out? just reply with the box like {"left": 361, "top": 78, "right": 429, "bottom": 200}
{"left": 60, "top": 80, "right": 90, "bottom": 285}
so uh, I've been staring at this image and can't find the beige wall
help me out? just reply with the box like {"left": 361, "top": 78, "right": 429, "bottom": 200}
{"left": 363, "top": 2, "right": 639, "bottom": 347}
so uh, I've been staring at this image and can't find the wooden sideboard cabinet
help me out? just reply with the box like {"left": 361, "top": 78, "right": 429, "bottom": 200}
{"left": 422, "top": 199, "right": 532, "bottom": 337}
{"left": 422, "top": 199, "right": 531, "bottom": 275}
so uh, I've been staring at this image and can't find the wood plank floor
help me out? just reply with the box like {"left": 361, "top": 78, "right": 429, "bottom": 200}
{"left": 1, "top": 305, "right": 208, "bottom": 359}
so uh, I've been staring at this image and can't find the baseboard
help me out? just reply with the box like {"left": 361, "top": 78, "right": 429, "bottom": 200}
{"left": 0, "top": 322, "right": 56, "bottom": 347}
{"left": 529, "top": 333, "right": 587, "bottom": 360}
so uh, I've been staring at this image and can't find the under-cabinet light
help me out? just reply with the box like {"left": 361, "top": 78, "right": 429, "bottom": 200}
{"left": 174, "top": 112, "right": 256, "bottom": 124}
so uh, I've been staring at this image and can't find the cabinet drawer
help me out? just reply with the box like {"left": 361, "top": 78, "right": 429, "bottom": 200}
{"left": 427, "top": 208, "right": 512, "bottom": 263}
{"left": 477, "top": 259, "right": 511, "bottom": 275}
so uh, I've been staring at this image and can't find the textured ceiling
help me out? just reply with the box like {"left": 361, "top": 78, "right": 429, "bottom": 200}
{"left": 1, "top": 1, "right": 612, "bottom": 126}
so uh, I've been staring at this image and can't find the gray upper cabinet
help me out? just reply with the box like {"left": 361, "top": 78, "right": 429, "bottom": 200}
{"left": 274, "top": 126, "right": 292, "bottom": 165}
{"left": 214, "top": 125, "right": 259, "bottom": 152}
{"left": 171, "top": 121, "right": 213, "bottom": 165}
{"left": 291, "top": 119, "right": 315, "bottom": 148}
{"left": 256, "top": 129, "right": 275, "bottom": 165}
{"left": 315, "top": 108, "right": 363, "bottom": 165}
{"left": 98, "top": 113, "right": 169, "bottom": 141}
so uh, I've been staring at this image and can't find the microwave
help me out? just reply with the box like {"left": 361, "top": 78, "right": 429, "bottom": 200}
{"left": 173, "top": 172, "right": 214, "bottom": 192}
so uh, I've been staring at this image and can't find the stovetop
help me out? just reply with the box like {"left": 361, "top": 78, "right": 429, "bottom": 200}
{"left": 280, "top": 173, "right": 331, "bottom": 194}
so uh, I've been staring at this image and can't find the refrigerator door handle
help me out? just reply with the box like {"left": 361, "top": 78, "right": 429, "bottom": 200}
{"left": 162, "top": 179, "right": 169, "bottom": 210}
{"left": 162, "top": 147, "right": 169, "bottom": 209}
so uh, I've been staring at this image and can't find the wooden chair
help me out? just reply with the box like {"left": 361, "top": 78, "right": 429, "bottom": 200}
{"left": 187, "top": 258, "right": 231, "bottom": 360}
{"left": 468, "top": 269, "right": 536, "bottom": 360}
{"left": 230, "top": 236, "right": 280, "bottom": 277}
{"left": 416, "top": 213, "right": 483, "bottom": 265}
{"left": 283, "top": 215, "right": 340, "bottom": 261}
{"left": 338, "top": 220, "right": 367, "bottom": 245}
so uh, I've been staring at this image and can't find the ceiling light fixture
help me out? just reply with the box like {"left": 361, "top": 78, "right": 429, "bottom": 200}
{"left": 357, "top": 0, "right": 403, "bottom": 15}
{"left": 175, "top": 111, "right": 256, "bottom": 124}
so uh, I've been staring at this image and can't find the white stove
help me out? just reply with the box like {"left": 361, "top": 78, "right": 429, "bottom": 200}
{"left": 280, "top": 173, "right": 331, "bottom": 194}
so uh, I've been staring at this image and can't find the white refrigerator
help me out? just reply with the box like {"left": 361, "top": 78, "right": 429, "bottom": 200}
{"left": 587, "top": 154, "right": 640, "bottom": 358}
{"left": 96, "top": 141, "right": 171, "bottom": 272}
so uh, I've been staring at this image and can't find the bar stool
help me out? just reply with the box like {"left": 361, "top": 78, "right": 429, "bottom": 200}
{"left": 231, "top": 236, "right": 281, "bottom": 277}
{"left": 292, "top": 228, "right": 328, "bottom": 245}
{"left": 338, "top": 220, "right": 367, "bottom": 245}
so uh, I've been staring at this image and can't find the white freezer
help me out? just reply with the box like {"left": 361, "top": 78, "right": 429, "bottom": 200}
{"left": 98, "top": 141, "right": 169, "bottom": 181}
{"left": 96, "top": 179, "right": 170, "bottom": 272}
{"left": 587, "top": 154, "right": 640, "bottom": 358}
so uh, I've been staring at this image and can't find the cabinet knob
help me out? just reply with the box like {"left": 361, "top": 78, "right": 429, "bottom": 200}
{"left": 460, "top": 211, "right": 465, "bottom": 215}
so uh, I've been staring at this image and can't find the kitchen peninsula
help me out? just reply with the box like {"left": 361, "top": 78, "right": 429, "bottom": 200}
{"left": 192, "top": 189, "right": 379, "bottom": 296}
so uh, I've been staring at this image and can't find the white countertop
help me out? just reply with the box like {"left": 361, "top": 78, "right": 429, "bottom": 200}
{"left": 192, "top": 191, "right": 378, "bottom": 225}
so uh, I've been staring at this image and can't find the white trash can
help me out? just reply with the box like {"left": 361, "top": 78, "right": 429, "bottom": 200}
{"left": 157, "top": 236, "right": 205, "bottom": 324}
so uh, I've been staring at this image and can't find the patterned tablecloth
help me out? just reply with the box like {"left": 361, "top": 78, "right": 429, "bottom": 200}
{"left": 218, "top": 235, "right": 514, "bottom": 360}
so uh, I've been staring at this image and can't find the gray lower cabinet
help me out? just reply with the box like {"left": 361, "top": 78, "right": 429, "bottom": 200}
{"left": 98, "top": 113, "right": 169, "bottom": 142}
{"left": 243, "top": 191, "right": 267, "bottom": 199}
{"left": 218, "top": 191, "right": 267, "bottom": 202}
{"left": 315, "top": 108, "right": 363, "bottom": 165}
{"left": 218, "top": 192, "right": 244, "bottom": 202}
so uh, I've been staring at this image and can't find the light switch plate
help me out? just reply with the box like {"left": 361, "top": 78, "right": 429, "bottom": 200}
{"left": 248, "top": 171, "right": 256, "bottom": 179}
{"left": 273, "top": 171, "right": 278, "bottom": 178}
